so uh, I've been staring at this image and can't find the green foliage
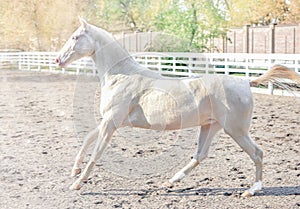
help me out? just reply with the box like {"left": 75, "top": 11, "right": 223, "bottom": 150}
{"left": 1, "top": 0, "right": 300, "bottom": 51}
{"left": 154, "top": 0, "right": 227, "bottom": 52}
{"left": 92, "top": 0, "right": 168, "bottom": 32}
{"left": 154, "top": 1, "right": 198, "bottom": 48}
{"left": 93, "top": 0, "right": 228, "bottom": 52}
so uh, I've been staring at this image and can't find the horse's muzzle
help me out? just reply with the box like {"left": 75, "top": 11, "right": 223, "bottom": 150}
{"left": 55, "top": 57, "right": 60, "bottom": 65}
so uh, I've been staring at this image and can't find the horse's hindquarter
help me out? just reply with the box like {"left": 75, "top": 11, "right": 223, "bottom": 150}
{"left": 202, "top": 75, "right": 253, "bottom": 135}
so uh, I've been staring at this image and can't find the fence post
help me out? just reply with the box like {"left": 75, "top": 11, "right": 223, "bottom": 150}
{"left": 268, "top": 81, "right": 274, "bottom": 95}
{"left": 158, "top": 56, "right": 162, "bottom": 74}
{"left": 135, "top": 31, "right": 138, "bottom": 52}
{"left": 297, "top": 24, "right": 300, "bottom": 54}
{"left": 49, "top": 53, "right": 52, "bottom": 71}
{"left": 233, "top": 31, "right": 236, "bottom": 53}
{"left": 269, "top": 23, "right": 276, "bottom": 53}
{"left": 224, "top": 56, "right": 229, "bottom": 75}
{"left": 38, "top": 54, "right": 41, "bottom": 71}
{"left": 18, "top": 53, "right": 22, "bottom": 70}
{"left": 144, "top": 56, "right": 148, "bottom": 69}
{"left": 267, "top": 54, "right": 274, "bottom": 95}
{"left": 223, "top": 36, "right": 227, "bottom": 53}
{"left": 251, "top": 28, "right": 254, "bottom": 53}
{"left": 206, "top": 56, "right": 209, "bottom": 75}
{"left": 188, "top": 56, "right": 193, "bottom": 77}
{"left": 292, "top": 27, "right": 296, "bottom": 54}
{"left": 148, "top": 31, "right": 152, "bottom": 50}
{"left": 122, "top": 32, "right": 125, "bottom": 49}
{"left": 245, "top": 57, "right": 249, "bottom": 78}
{"left": 172, "top": 56, "right": 176, "bottom": 73}
{"left": 27, "top": 54, "right": 30, "bottom": 70}
{"left": 243, "top": 24, "right": 250, "bottom": 53}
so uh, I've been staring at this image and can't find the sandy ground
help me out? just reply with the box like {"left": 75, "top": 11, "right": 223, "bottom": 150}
{"left": 0, "top": 69, "right": 299, "bottom": 209}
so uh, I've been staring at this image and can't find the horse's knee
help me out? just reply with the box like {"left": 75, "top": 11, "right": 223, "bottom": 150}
{"left": 257, "top": 147, "right": 263, "bottom": 159}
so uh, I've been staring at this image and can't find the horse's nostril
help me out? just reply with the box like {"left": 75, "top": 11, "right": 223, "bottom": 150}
{"left": 55, "top": 58, "right": 60, "bottom": 64}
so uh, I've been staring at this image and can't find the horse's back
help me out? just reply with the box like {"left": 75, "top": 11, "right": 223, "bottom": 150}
{"left": 122, "top": 73, "right": 253, "bottom": 133}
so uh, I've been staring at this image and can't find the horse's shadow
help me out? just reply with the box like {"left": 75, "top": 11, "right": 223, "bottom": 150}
{"left": 81, "top": 185, "right": 300, "bottom": 197}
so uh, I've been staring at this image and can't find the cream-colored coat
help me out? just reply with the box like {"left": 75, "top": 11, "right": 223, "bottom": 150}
{"left": 56, "top": 18, "right": 300, "bottom": 197}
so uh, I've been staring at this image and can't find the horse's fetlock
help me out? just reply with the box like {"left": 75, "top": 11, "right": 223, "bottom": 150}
{"left": 194, "top": 154, "right": 207, "bottom": 162}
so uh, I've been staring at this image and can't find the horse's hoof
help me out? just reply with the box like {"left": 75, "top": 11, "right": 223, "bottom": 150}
{"left": 71, "top": 168, "right": 81, "bottom": 177}
{"left": 162, "top": 181, "right": 173, "bottom": 189}
{"left": 69, "top": 181, "right": 82, "bottom": 190}
{"left": 241, "top": 190, "right": 253, "bottom": 197}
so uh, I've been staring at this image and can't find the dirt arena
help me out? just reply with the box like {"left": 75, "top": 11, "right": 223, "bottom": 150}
{"left": 0, "top": 69, "right": 299, "bottom": 209}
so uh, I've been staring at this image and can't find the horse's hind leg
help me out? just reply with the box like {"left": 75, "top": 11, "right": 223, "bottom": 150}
{"left": 229, "top": 134, "right": 263, "bottom": 197}
{"left": 163, "top": 159, "right": 199, "bottom": 188}
{"left": 163, "top": 122, "right": 222, "bottom": 188}
{"left": 71, "top": 126, "right": 99, "bottom": 177}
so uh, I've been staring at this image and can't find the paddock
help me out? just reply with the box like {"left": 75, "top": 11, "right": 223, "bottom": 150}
{"left": 0, "top": 69, "right": 299, "bottom": 208}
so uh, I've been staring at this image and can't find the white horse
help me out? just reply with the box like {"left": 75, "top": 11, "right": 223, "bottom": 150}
{"left": 56, "top": 18, "right": 300, "bottom": 197}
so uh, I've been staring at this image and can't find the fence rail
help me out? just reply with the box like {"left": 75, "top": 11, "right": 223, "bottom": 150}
{"left": 132, "top": 52, "right": 300, "bottom": 78}
{"left": 0, "top": 51, "right": 299, "bottom": 96}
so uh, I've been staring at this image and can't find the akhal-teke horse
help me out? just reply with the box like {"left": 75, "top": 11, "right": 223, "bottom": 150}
{"left": 56, "top": 18, "right": 300, "bottom": 197}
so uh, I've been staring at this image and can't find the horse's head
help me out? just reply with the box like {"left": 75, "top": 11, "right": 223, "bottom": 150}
{"left": 56, "top": 18, "right": 96, "bottom": 68}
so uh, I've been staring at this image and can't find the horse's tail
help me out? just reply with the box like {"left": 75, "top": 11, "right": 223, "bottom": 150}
{"left": 250, "top": 65, "right": 300, "bottom": 87}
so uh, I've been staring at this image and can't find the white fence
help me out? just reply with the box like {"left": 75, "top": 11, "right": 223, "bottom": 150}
{"left": 132, "top": 52, "right": 300, "bottom": 77}
{"left": 0, "top": 51, "right": 299, "bottom": 95}
{"left": 0, "top": 52, "right": 97, "bottom": 75}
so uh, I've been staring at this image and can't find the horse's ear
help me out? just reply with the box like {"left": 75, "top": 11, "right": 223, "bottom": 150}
{"left": 78, "top": 16, "right": 88, "bottom": 30}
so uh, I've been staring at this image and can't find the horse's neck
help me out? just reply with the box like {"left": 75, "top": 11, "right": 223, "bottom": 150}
{"left": 91, "top": 28, "right": 162, "bottom": 85}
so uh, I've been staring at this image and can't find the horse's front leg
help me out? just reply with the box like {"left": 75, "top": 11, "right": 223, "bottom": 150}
{"left": 71, "top": 127, "right": 99, "bottom": 177}
{"left": 70, "top": 118, "right": 116, "bottom": 190}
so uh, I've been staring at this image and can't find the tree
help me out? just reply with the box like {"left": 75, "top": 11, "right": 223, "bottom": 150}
{"left": 0, "top": 0, "right": 90, "bottom": 51}
{"left": 91, "top": 0, "right": 170, "bottom": 32}
{"left": 155, "top": 0, "right": 227, "bottom": 51}
{"left": 224, "top": 0, "right": 299, "bottom": 26}
{"left": 285, "top": 0, "right": 300, "bottom": 23}
{"left": 2, "top": 0, "right": 298, "bottom": 52}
